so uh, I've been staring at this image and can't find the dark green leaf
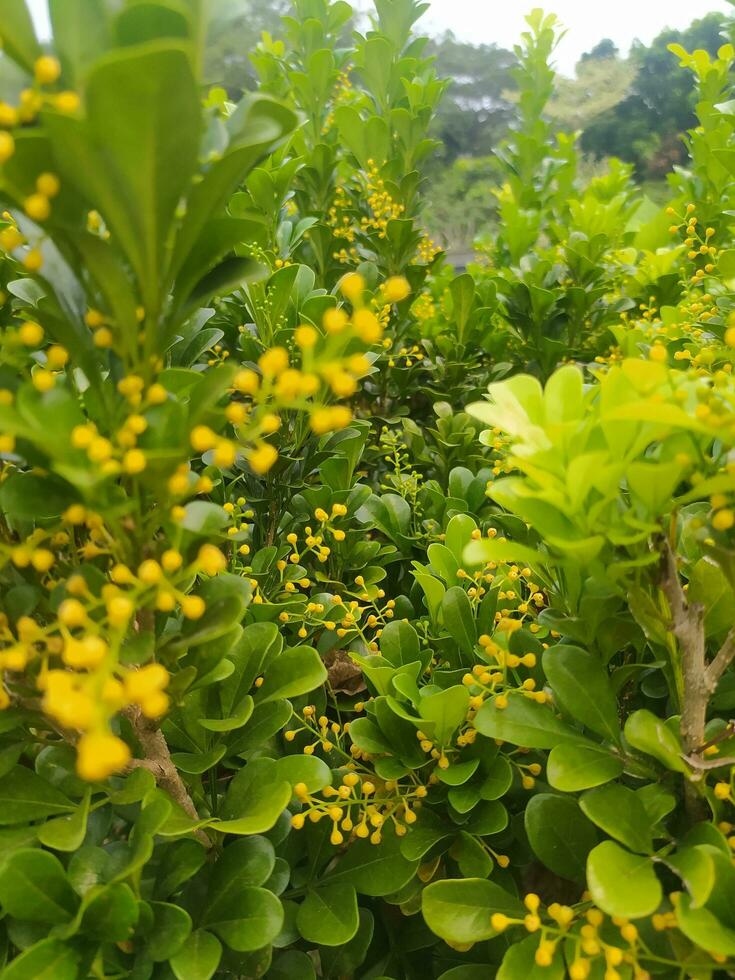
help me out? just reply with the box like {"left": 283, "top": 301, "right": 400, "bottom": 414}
{"left": 525, "top": 794, "right": 597, "bottom": 881}
{"left": 296, "top": 882, "right": 359, "bottom": 946}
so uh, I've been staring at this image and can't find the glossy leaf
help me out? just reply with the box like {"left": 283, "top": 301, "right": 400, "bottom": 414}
{"left": 421, "top": 878, "right": 524, "bottom": 944}
{"left": 296, "top": 882, "right": 359, "bottom": 946}
{"left": 586, "top": 842, "right": 662, "bottom": 918}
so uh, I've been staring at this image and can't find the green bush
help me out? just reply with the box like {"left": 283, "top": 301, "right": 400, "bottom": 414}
{"left": 0, "top": 2, "right": 734, "bottom": 978}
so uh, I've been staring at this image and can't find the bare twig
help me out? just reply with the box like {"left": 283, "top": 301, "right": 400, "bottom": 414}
{"left": 706, "top": 626, "right": 735, "bottom": 690}
{"left": 682, "top": 754, "right": 735, "bottom": 771}
{"left": 659, "top": 541, "right": 709, "bottom": 756}
{"left": 124, "top": 705, "right": 212, "bottom": 848}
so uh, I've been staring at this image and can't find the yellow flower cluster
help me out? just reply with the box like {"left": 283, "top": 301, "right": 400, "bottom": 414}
{"left": 490, "top": 893, "right": 700, "bottom": 978}
{"left": 215, "top": 274, "right": 403, "bottom": 472}
{"left": 286, "top": 728, "right": 429, "bottom": 846}
{"left": 414, "top": 233, "right": 441, "bottom": 265}
{"left": 0, "top": 533, "right": 229, "bottom": 780}
{"left": 328, "top": 162, "right": 434, "bottom": 263}
{"left": 0, "top": 212, "right": 44, "bottom": 273}
{"left": 0, "top": 57, "right": 79, "bottom": 139}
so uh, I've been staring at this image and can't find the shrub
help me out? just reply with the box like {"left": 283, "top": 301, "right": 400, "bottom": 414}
{"left": 0, "top": 2, "right": 734, "bottom": 979}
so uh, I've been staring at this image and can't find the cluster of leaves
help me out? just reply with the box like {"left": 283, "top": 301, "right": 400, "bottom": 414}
{"left": 0, "top": 1, "right": 735, "bottom": 980}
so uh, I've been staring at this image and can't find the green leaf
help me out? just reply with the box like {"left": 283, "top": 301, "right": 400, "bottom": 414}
{"left": 479, "top": 755, "right": 513, "bottom": 799}
{"left": 525, "top": 794, "right": 597, "bottom": 881}
{"left": 474, "top": 693, "right": 584, "bottom": 748}
{"left": 0, "top": 0, "right": 41, "bottom": 72}
{"left": 296, "top": 882, "right": 359, "bottom": 946}
{"left": 380, "top": 620, "right": 422, "bottom": 667}
{"left": 175, "top": 574, "right": 252, "bottom": 650}
{"left": 215, "top": 758, "right": 291, "bottom": 834}
{"left": 580, "top": 784, "right": 654, "bottom": 854}
{"left": 451, "top": 832, "right": 493, "bottom": 879}
{"left": 270, "top": 950, "right": 317, "bottom": 980}
{"left": 37, "top": 789, "right": 90, "bottom": 851}
{"left": 0, "top": 848, "right": 78, "bottom": 923}
{"left": 198, "top": 695, "right": 253, "bottom": 732}
{"left": 437, "top": 758, "right": 480, "bottom": 786}
{"left": 275, "top": 755, "right": 332, "bottom": 794}
{"left": 0, "top": 471, "right": 77, "bottom": 521}
{"left": 450, "top": 274, "right": 475, "bottom": 342}
{"left": 204, "top": 884, "right": 282, "bottom": 952}
{"left": 170, "top": 745, "right": 226, "bottom": 775}
{"left": 542, "top": 646, "right": 621, "bottom": 743}
{"left": 170, "top": 929, "right": 222, "bottom": 980}
{"left": 327, "top": 825, "right": 419, "bottom": 897}
{"left": 49, "top": 0, "right": 110, "bottom": 84}
{"left": 0, "top": 939, "right": 79, "bottom": 980}
{"left": 318, "top": 908, "right": 374, "bottom": 977}
{"left": 441, "top": 587, "right": 477, "bottom": 656}
{"left": 586, "top": 841, "right": 662, "bottom": 918}
{"left": 252, "top": 645, "right": 327, "bottom": 704}
{"left": 418, "top": 685, "right": 470, "bottom": 745}
{"left": 497, "top": 935, "right": 565, "bottom": 979}
{"left": 208, "top": 837, "right": 275, "bottom": 894}
{"left": 624, "top": 710, "right": 686, "bottom": 772}
{"left": 78, "top": 882, "right": 139, "bottom": 941}
{"left": 445, "top": 514, "right": 478, "bottom": 563}
{"left": 147, "top": 902, "right": 193, "bottom": 961}
{"left": 546, "top": 742, "right": 623, "bottom": 792}
{"left": 421, "top": 878, "right": 523, "bottom": 945}
{"left": 677, "top": 894, "right": 735, "bottom": 956}
{"left": 84, "top": 42, "right": 201, "bottom": 309}
{"left": 464, "top": 536, "right": 556, "bottom": 570}
{"left": 114, "top": 2, "right": 190, "bottom": 46}
{"left": 660, "top": 846, "right": 715, "bottom": 909}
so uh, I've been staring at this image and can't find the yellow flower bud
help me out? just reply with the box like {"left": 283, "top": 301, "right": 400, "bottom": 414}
{"left": 76, "top": 731, "right": 131, "bottom": 781}
{"left": 34, "top": 56, "right": 62, "bottom": 85}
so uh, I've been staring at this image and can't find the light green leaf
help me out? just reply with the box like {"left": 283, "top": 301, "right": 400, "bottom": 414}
{"left": 37, "top": 788, "right": 91, "bottom": 851}
{"left": 421, "top": 878, "right": 523, "bottom": 945}
{"left": 474, "top": 693, "right": 584, "bottom": 748}
{"left": 660, "top": 846, "right": 715, "bottom": 909}
{"left": 497, "top": 935, "right": 565, "bottom": 979}
{"left": 587, "top": 841, "right": 662, "bottom": 918}
{"left": 0, "top": 848, "right": 78, "bottom": 923}
{"left": 0, "top": 939, "right": 79, "bottom": 980}
{"left": 170, "top": 929, "right": 222, "bottom": 980}
{"left": 546, "top": 742, "right": 623, "bottom": 792}
{"left": 418, "top": 685, "right": 470, "bottom": 745}
{"left": 624, "top": 710, "right": 686, "bottom": 772}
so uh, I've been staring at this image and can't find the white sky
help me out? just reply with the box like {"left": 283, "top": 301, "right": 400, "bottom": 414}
{"left": 411, "top": 0, "right": 734, "bottom": 73}
{"left": 27, "top": 0, "right": 735, "bottom": 74}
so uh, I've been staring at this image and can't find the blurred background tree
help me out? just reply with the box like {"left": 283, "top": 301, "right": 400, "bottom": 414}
{"left": 205, "top": 0, "right": 290, "bottom": 92}
{"left": 428, "top": 33, "right": 517, "bottom": 162}
{"left": 200, "top": 1, "right": 731, "bottom": 254}
{"left": 581, "top": 12, "right": 724, "bottom": 178}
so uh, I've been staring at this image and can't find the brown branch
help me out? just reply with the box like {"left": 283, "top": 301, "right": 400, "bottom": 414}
{"left": 682, "top": 754, "right": 735, "bottom": 771}
{"left": 659, "top": 540, "right": 710, "bottom": 757}
{"left": 124, "top": 705, "right": 212, "bottom": 848}
{"left": 706, "top": 625, "right": 735, "bottom": 690}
